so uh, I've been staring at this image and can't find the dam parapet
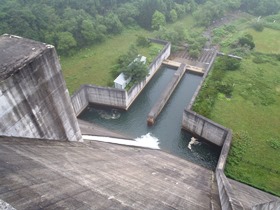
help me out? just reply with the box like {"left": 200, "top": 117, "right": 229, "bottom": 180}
{"left": 0, "top": 34, "right": 82, "bottom": 141}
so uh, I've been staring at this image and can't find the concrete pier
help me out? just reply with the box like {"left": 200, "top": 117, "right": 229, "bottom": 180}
{"left": 163, "top": 59, "right": 204, "bottom": 75}
{"left": 147, "top": 64, "right": 187, "bottom": 126}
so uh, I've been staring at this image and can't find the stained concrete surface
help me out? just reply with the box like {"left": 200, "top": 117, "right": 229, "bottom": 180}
{"left": 0, "top": 136, "right": 220, "bottom": 210}
{"left": 78, "top": 119, "right": 132, "bottom": 139}
{"left": 229, "top": 179, "right": 280, "bottom": 210}
{"left": 0, "top": 34, "right": 48, "bottom": 81}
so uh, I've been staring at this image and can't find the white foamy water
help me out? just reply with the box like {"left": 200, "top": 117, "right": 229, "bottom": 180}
{"left": 134, "top": 133, "right": 160, "bottom": 149}
{"left": 188, "top": 137, "right": 200, "bottom": 150}
{"left": 82, "top": 133, "right": 160, "bottom": 150}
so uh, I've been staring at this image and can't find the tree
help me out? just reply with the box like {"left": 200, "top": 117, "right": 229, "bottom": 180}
{"left": 57, "top": 32, "right": 77, "bottom": 55}
{"left": 151, "top": 10, "right": 166, "bottom": 30}
{"left": 81, "top": 19, "right": 96, "bottom": 44}
{"left": 169, "top": 9, "right": 178, "bottom": 23}
{"left": 238, "top": 34, "right": 255, "bottom": 50}
{"left": 137, "top": 36, "right": 150, "bottom": 47}
{"left": 251, "top": 21, "right": 264, "bottom": 32}
{"left": 103, "top": 13, "right": 123, "bottom": 34}
{"left": 123, "top": 58, "right": 148, "bottom": 84}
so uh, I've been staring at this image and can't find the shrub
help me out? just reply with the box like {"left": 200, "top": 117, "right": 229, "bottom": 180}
{"left": 216, "top": 81, "right": 234, "bottom": 97}
{"left": 267, "top": 137, "right": 280, "bottom": 150}
{"left": 137, "top": 36, "right": 150, "bottom": 47}
{"left": 189, "top": 49, "right": 200, "bottom": 58}
{"left": 238, "top": 35, "right": 255, "bottom": 50}
{"left": 252, "top": 21, "right": 264, "bottom": 32}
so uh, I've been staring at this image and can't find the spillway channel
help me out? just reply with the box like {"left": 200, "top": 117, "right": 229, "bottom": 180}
{"left": 79, "top": 67, "right": 220, "bottom": 169}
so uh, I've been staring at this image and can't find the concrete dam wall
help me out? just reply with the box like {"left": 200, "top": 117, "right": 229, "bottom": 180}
{"left": 0, "top": 34, "right": 82, "bottom": 141}
{"left": 71, "top": 40, "right": 171, "bottom": 115}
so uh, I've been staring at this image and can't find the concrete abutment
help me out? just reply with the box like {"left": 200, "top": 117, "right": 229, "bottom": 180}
{"left": 0, "top": 34, "right": 82, "bottom": 141}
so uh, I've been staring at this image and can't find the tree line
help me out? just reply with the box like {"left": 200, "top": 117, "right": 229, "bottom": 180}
{"left": 1, "top": 0, "right": 279, "bottom": 55}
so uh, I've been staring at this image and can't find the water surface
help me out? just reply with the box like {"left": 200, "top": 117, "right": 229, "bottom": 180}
{"left": 80, "top": 67, "right": 220, "bottom": 169}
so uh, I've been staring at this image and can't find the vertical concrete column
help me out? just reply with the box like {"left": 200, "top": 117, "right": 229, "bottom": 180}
{"left": 0, "top": 34, "right": 82, "bottom": 141}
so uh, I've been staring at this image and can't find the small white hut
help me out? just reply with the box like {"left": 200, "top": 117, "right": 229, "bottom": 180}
{"left": 114, "top": 55, "right": 147, "bottom": 89}
{"left": 114, "top": 73, "right": 131, "bottom": 89}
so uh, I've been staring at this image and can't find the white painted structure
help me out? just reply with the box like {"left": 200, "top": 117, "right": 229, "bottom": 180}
{"left": 114, "top": 55, "right": 147, "bottom": 89}
{"left": 114, "top": 72, "right": 131, "bottom": 89}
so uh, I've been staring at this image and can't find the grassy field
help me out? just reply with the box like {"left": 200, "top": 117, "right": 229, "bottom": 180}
{"left": 211, "top": 57, "right": 280, "bottom": 195}
{"left": 199, "top": 26, "right": 280, "bottom": 195}
{"left": 246, "top": 28, "right": 280, "bottom": 54}
{"left": 60, "top": 28, "right": 151, "bottom": 93}
{"left": 60, "top": 16, "right": 196, "bottom": 94}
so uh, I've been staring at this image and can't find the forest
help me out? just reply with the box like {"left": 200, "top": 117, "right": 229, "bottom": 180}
{"left": 1, "top": 0, "right": 279, "bottom": 55}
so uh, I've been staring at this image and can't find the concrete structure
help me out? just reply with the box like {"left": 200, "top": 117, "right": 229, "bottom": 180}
{"left": 182, "top": 110, "right": 228, "bottom": 146}
{"left": 0, "top": 34, "right": 82, "bottom": 141}
{"left": 0, "top": 35, "right": 279, "bottom": 210}
{"left": 0, "top": 136, "right": 221, "bottom": 210}
{"left": 71, "top": 40, "right": 171, "bottom": 115}
{"left": 126, "top": 42, "right": 170, "bottom": 108}
{"left": 114, "top": 55, "right": 147, "bottom": 90}
{"left": 114, "top": 72, "right": 131, "bottom": 89}
{"left": 147, "top": 64, "right": 187, "bottom": 126}
{"left": 162, "top": 60, "right": 204, "bottom": 75}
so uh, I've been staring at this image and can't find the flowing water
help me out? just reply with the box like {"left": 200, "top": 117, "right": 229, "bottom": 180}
{"left": 79, "top": 67, "right": 220, "bottom": 169}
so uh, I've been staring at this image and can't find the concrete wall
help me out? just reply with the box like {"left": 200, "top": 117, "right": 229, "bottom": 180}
{"left": 252, "top": 201, "right": 280, "bottom": 210}
{"left": 147, "top": 63, "right": 186, "bottom": 125}
{"left": 180, "top": 48, "right": 245, "bottom": 209}
{"left": 86, "top": 85, "right": 127, "bottom": 109}
{"left": 182, "top": 110, "right": 228, "bottom": 146}
{"left": 215, "top": 131, "right": 245, "bottom": 210}
{"left": 71, "top": 85, "right": 88, "bottom": 116}
{"left": 126, "top": 41, "right": 171, "bottom": 108}
{"left": 188, "top": 50, "right": 217, "bottom": 109}
{"left": 70, "top": 40, "right": 171, "bottom": 113}
{"left": 0, "top": 35, "right": 82, "bottom": 141}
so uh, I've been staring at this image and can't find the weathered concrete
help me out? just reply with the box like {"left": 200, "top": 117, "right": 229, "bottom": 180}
{"left": 182, "top": 110, "right": 228, "bottom": 146}
{"left": 78, "top": 118, "right": 131, "bottom": 139}
{"left": 0, "top": 34, "right": 82, "bottom": 142}
{"left": 188, "top": 50, "right": 217, "bottom": 109}
{"left": 162, "top": 60, "right": 204, "bottom": 75}
{"left": 71, "top": 85, "right": 88, "bottom": 116}
{"left": 147, "top": 64, "right": 187, "bottom": 126}
{"left": 0, "top": 136, "right": 221, "bottom": 210}
{"left": 70, "top": 40, "right": 171, "bottom": 114}
{"left": 252, "top": 201, "right": 280, "bottom": 210}
{"left": 126, "top": 41, "right": 171, "bottom": 108}
{"left": 86, "top": 84, "right": 127, "bottom": 109}
{"left": 230, "top": 180, "right": 280, "bottom": 210}
{"left": 0, "top": 199, "right": 16, "bottom": 210}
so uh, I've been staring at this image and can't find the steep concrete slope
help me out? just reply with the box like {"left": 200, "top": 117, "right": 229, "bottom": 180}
{"left": 0, "top": 136, "right": 220, "bottom": 210}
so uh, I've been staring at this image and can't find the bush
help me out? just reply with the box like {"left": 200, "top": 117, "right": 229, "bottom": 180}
{"left": 238, "top": 35, "right": 255, "bottom": 50}
{"left": 136, "top": 36, "right": 150, "bottom": 47}
{"left": 267, "top": 137, "right": 280, "bottom": 150}
{"left": 216, "top": 81, "right": 234, "bottom": 97}
{"left": 252, "top": 22, "right": 264, "bottom": 32}
{"left": 189, "top": 49, "right": 200, "bottom": 58}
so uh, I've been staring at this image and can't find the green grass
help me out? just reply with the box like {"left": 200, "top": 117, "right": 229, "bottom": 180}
{"left": 246, "top": 28, "right": 280, "bottom": 54}
{"left": 194, "top": 22, "right": 280, "bottom": 195}
{"left": 60, "top": 28, "right": 151, "bottom": 93}
{"left": 210, "top": 57, "right": 280, "bottom": 196}
{"left": 60, "top": 15, "right": 197, "bottom": 94}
